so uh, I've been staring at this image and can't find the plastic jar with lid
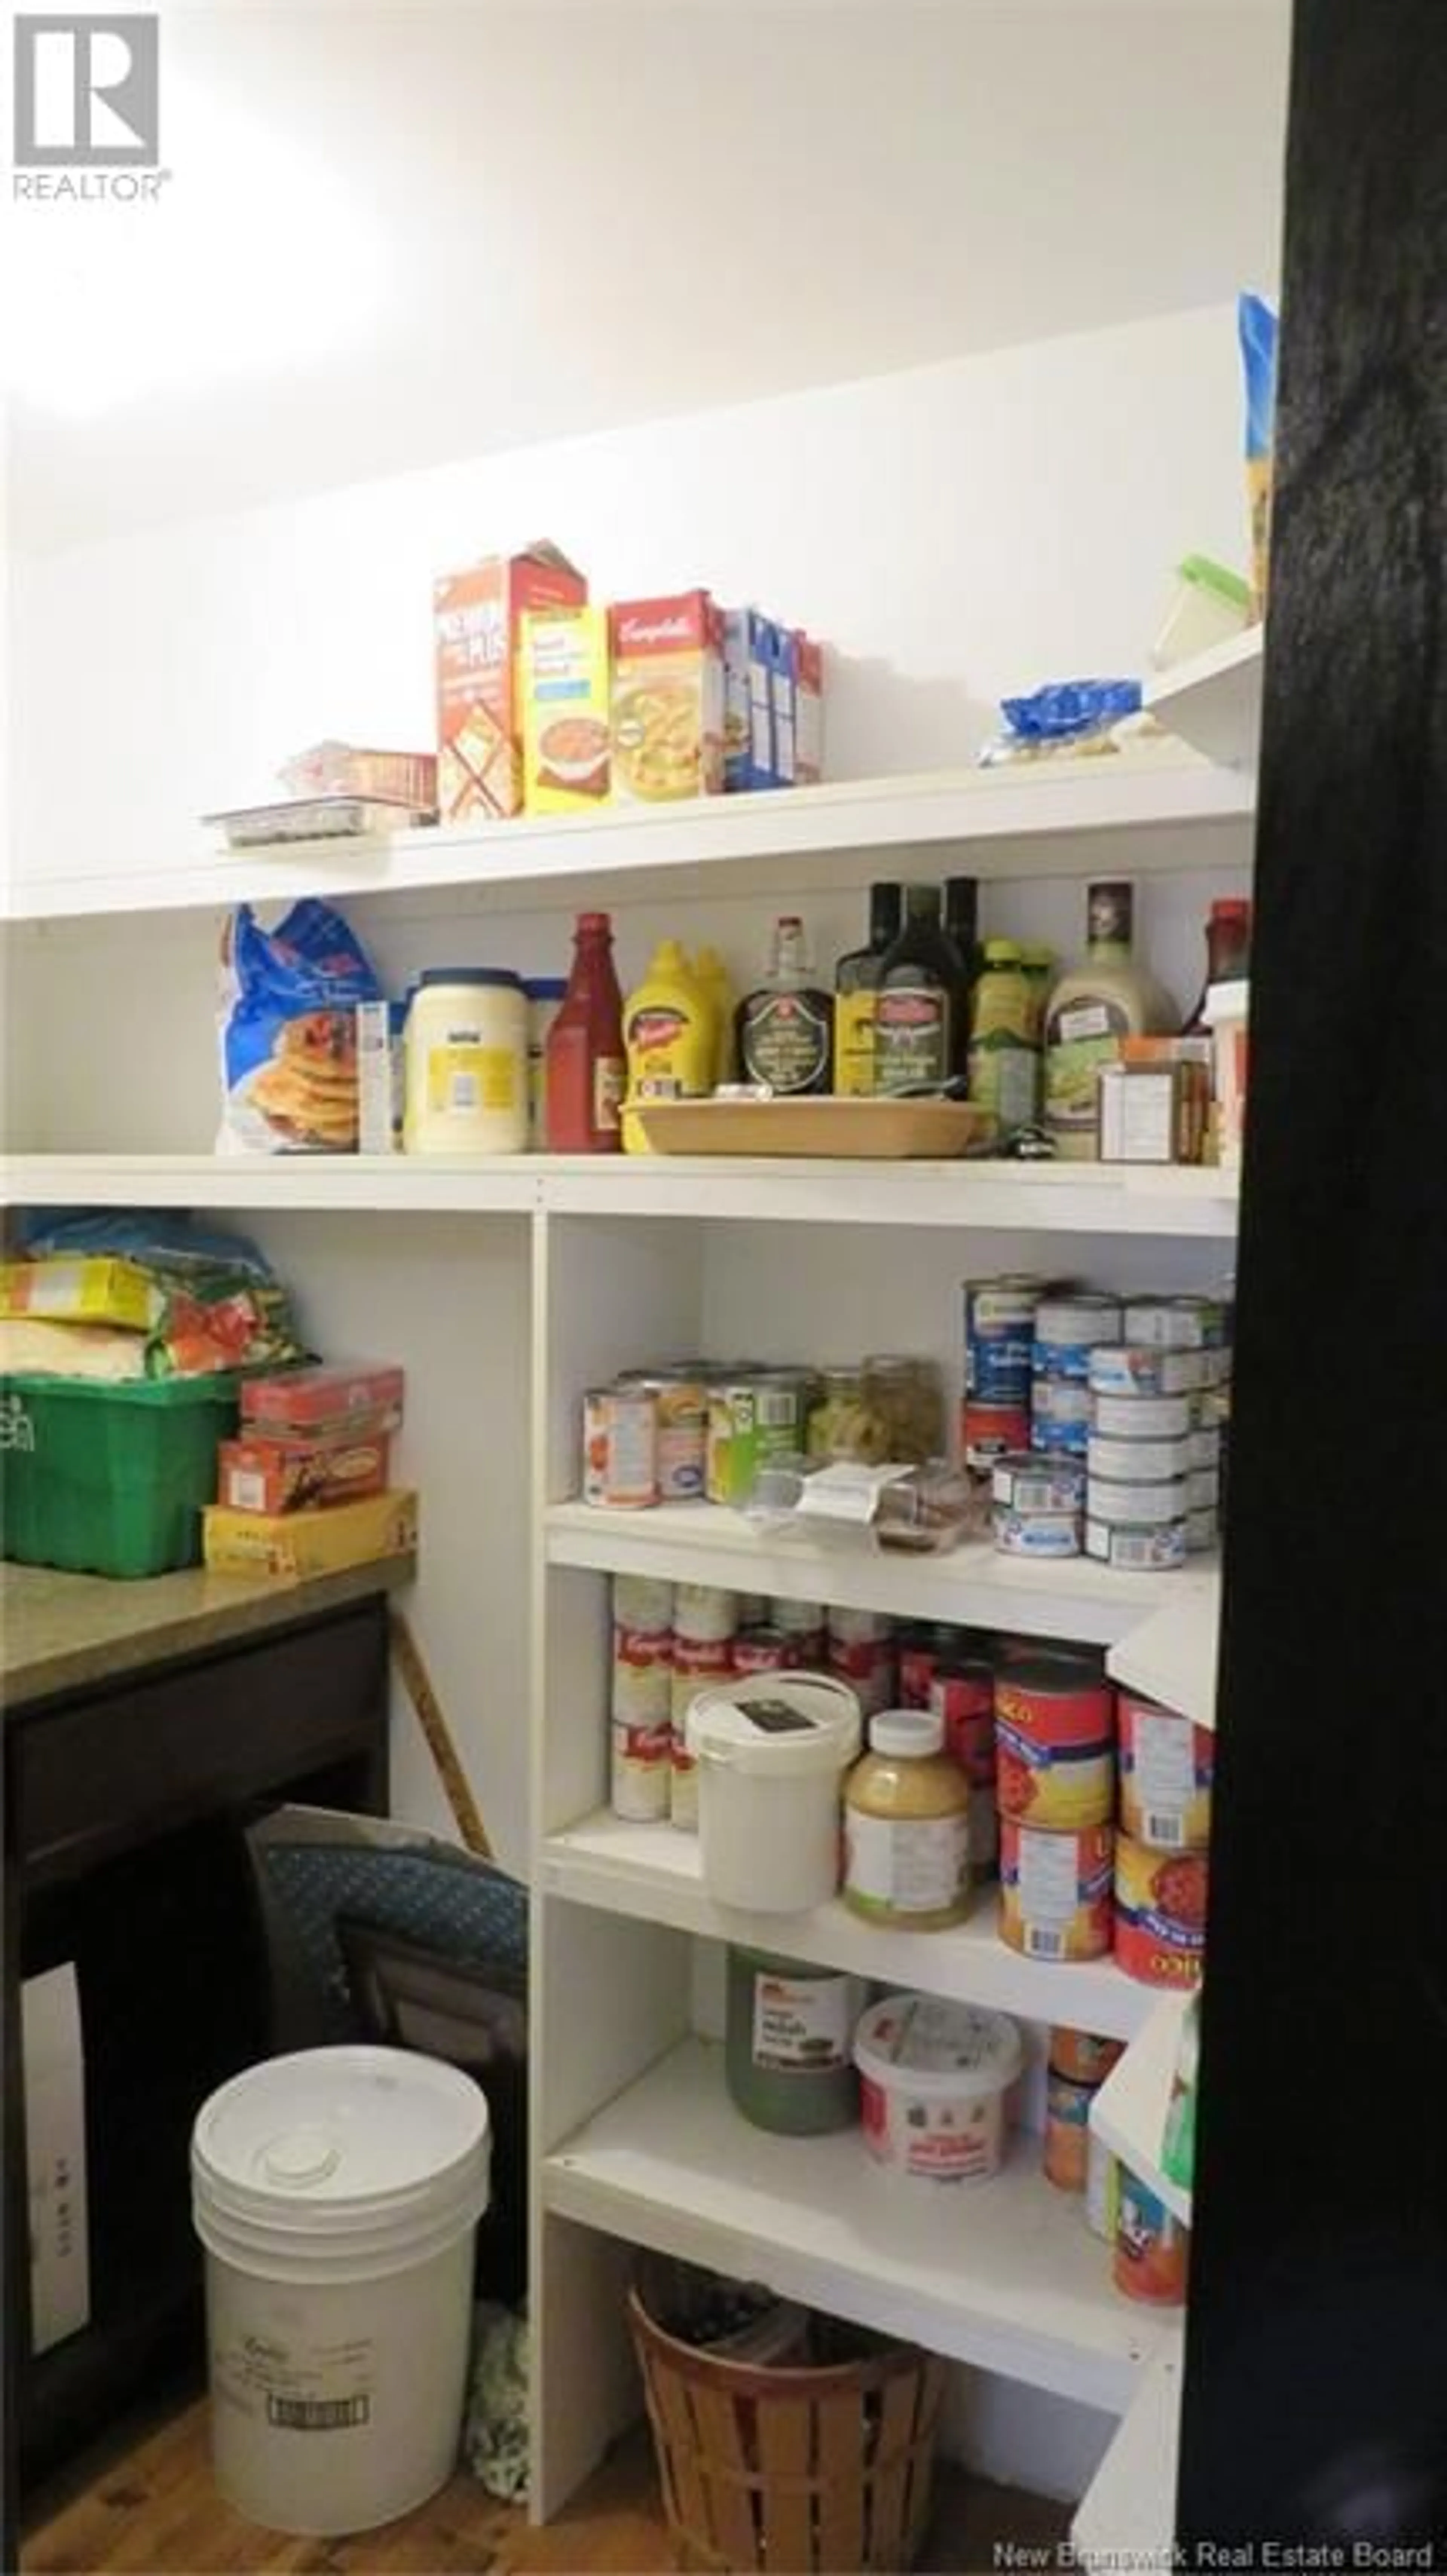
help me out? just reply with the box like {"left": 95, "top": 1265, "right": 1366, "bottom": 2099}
{"left": 843, "top": 1709, "right": 970, "bottom": 1929}
{"left": 860, "top": 1355, "right": 945, "bottom": 1465}
{"left": 405, "top": 970, "right": 528, "bottom": 1154}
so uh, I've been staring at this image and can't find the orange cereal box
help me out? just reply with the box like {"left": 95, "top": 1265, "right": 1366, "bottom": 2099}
{"left": 609, "top": 591, "right": 725, "bottom": 803}
{"left": 434, "top": 543, "right": 587, "bottom": 823}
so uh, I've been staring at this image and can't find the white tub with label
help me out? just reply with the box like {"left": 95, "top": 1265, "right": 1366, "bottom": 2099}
{"left": 192, "top": 2046, "right": 490, "bottom": 2534}
{"left": 686, "top": 1673, "right": 860, "bottom": 1912}
{"left": 853, "top": 1994, "right": 1023, "bottom": 2185}
{"left": 404, "top": 968, "right": 528, "bottom": 1154}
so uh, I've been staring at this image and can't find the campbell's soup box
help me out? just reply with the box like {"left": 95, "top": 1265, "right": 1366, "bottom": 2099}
{"left": 610, "top": 591, "right": 725, "bottom": 802}
{"left": 434, "top": 543, "right": 587, "bottom": 822}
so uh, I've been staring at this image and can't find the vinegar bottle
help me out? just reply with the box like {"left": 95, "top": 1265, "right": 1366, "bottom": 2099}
{"left": 545, "top": 911, "right": 626, "bottom": 1152}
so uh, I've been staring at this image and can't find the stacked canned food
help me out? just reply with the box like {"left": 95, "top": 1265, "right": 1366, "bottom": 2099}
{"left": 996, "top": 1650, "right": 1117, "bottom": 1962}
{"left": 963, "top": 1274, "right": 1231, "bottom": 1568}
{"left": 1114, "top": 1686, "right": 1213, "bottom": 1988}
{"left": 584, "top": 1353, "right": 946, "bottom": 1512}
{"left": 611, "top": 1577, "right": 889, "bottom": 1828}
{"left": 1085, "top": 1297, "right": 1230, "bottom": 1570}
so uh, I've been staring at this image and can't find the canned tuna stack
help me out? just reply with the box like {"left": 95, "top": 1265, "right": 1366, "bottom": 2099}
{"left": 995, "top": 1651, "right": 1117, "bottom": 1962}
{"left": 1114, "top": 1685, "right": 1213, "bottom": 1989}
{"left": 1084, "top": 1295, "right": 1231, "bottom": 1570}
{"left": 990, "top": 1293, "right": 1122, "bottom": 1562}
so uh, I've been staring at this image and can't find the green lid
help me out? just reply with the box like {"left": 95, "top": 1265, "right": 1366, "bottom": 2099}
{"left": 1178, "top": 554, "right": 1253, "bottom": 611}
{"left": 982, "top": 938, "right": 1024, "bottom": 965}
{"left": 1018, "top": 943, "right": 1056, "bottom": 971}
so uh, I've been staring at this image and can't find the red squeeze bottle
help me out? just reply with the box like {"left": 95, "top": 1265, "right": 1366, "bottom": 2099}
{"left": 545, "top": 912, "right": 626, "bottom": 1152}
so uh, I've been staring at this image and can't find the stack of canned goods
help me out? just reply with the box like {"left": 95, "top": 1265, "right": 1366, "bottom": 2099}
{"left": 963, "top": 1275, "right": 1231, "bottom": 1568}
{"left": 995, "top": 1651, "right": 1117, "bottom": 1960}
{"left": 1084, "top": 1297, "right": 1230, "bottom": 1569}
{"left": 612, "top": 1577, "right": 881, "bottom": 1829}
{"left": 584, "top": 1356, "right": 947, "bottom": 1513}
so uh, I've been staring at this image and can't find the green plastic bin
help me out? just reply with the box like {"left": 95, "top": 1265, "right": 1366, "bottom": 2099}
{"left": 0, "top": 1373, "right": 241, "bottom": 1579}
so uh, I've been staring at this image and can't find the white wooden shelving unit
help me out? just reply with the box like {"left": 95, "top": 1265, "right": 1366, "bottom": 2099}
{"left": 5, "top": 751, "right": 1251, "bottom": 2533}
{"left": 1146, "top": 628, "right": 1263, "bottom": 773}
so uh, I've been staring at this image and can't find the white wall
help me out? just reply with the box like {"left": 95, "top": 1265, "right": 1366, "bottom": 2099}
{"left": 11, "top": 302, "right": 1249, "bottom": 896}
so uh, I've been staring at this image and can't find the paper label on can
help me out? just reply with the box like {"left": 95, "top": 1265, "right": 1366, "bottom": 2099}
{"left": 846, "top": 1809, "right": 968, "bottom": 1916}
{"left": 1131, "top": 1712, "right": 1196, "bottom": 1826}
{"left": 751, "top": 1974, "right": 852, "bottom": 2073}
{"left": 1017, "top": 1830, "right": 1087, "bottom": 1924}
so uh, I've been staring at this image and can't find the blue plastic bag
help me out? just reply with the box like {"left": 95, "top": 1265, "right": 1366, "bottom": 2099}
{"left": 1238, "top": 291, "right": 1278, "bottom": 608}
{"left": 217, "top": 900, "right": 381, "bottom": 1153}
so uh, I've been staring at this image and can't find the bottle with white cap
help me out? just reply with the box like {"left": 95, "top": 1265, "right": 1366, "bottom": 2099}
{"left": 843, "top": 1708, "right": 971, "bottom": 1930}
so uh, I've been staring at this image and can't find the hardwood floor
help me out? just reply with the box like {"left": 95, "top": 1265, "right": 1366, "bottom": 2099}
{"left": 23, "top": 2399, "right": 1071, "bottom": 2574}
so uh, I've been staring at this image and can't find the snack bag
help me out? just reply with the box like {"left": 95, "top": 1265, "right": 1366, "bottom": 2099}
{"left": 1238, "top": 292, "right": 1278, "bottom": 616}
{"left": 218, "top": 901, "right": 382, "bottom": 1153}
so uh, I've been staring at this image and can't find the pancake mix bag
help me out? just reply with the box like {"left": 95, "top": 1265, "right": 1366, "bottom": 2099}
{"left": 218, "top": 900, "right": 382, "bottom": 1153}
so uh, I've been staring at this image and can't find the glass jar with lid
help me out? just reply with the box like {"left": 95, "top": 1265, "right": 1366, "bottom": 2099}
{"left": 806, "top": 1366, "right": 876, "bottom": 1462}
{"left": 843, "top": 1709, "right": 971, "bottom": 1930}
{"left": 861, "top": 1355, "right": 945, "bottom": 1465}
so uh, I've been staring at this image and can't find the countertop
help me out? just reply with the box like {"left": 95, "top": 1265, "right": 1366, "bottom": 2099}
{"left": 1, "top": 1553, "right": 415, "bottom": 1707}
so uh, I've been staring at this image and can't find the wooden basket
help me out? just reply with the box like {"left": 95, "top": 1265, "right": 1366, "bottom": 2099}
{"left": 629, "top": 2265, "right": 946, "bottom": 2573}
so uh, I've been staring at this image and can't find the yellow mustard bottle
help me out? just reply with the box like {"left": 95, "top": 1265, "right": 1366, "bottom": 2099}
{"left": 621, "top": 941, "right": 714, "bottom": 1155}
{"left": 692, "top": 945, "right": 736, "bottom": 1088}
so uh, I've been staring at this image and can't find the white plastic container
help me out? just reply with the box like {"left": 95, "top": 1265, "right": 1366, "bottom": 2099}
{"left": 192, "top": 2046, "right": 490, "bottom": 2535}
{"left": 853, "top": 1994, "right": 1022, "bottom": 2185}
{"left": 1150, "top": 555, "right": 1252, "bottom": 671}
{"left": 1203, "top": 979, "right": 1250, "bottom": 1170}
{"left": 686, "top": 1673, "right": 861, "bottom": 1913}
{"left": 404, "top": 969, "right": 528, "bottom": 1154}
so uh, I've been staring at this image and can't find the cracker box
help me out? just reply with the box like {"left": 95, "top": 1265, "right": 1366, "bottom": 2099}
{"left": 794, "top": 634, "right": 824, "bottom": 785}
{"left": 434, "top": 544, "right": 587, "bottom": 823}
{"left": 721, "top": 607, "right": 776, "bottom": 793}
{"left": 609, "top": 591, "right": 725, "bottom": 803}
{"left": 520, "top": 606, "right": 611, "bottom": 813}
{"left": 217, "top": 1431, "right": 392, "bottom": 1516}
{"left": 203, "top": 1488, "right": 419, "bottom": 1577}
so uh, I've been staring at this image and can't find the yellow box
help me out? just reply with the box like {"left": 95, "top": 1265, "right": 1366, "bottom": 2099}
{"left": 520, "top": 606, "right": 611, "bottom": 814}
{"left": 0, "top": 1257, "right": 158, "bottom": 1332}
{"left": 203, "top": 1489, "right": 419, "bottom": 1577}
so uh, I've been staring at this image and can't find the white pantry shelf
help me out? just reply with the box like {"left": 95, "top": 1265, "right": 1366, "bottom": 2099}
{"left": 0, "top": 1151, "right": 1239, "bottom": 1237}
{"left": 1146, "top": 628, "right": 1263, "bottom": 773}
{"left": 3, "top": 757, "right": 1253, "bottom": 924}
{"left": 543, "top": 2037, "right": 1159, "bottom": 2412}
{"left": 1107, "top": 1587, "right": 1221, "bottom": 1729}
{"left": 542, "top": 1808, "right": 1155, "bottom": 2042}
{"left": 1089, "top": 1992, "right": 1193, "bottom": 2227}
{"left": 540, "top": 1156, "right": 1239, "bottom": 1233}
{"left": 546, "top": 1499, "right": 1220, "bottom": 1649}
{"left": 1071, "top": 2333, "right": 1182, "bottom": 2564}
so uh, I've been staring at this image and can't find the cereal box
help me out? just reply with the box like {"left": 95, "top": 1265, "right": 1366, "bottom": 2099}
{"left": 722, "top": 607, "right": 775, "bottom": 792}
{"left": 520, "top": 606, "right": 611, "bottom": 813}
{"left": 434, "top": 544, "right": 587, "bottom": 823}
{"left": 610, "top": 591, "right": 725, "bottom": 803}
{"left": 765, "top": 623, "right": 797, "bottom": 786}
{"left": 794, "top": 634, "right": 824, "bottom": 785}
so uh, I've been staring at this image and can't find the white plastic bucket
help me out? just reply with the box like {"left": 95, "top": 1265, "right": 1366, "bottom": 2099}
{"left": 686, "top": 1672, "right": 861, "bottom": 1912}
{"left": 854, "top": 1994, "right": 1022, "bottom": 2185}
{"left": 192, "top": 2046, "right": 491, "bottom": 2535}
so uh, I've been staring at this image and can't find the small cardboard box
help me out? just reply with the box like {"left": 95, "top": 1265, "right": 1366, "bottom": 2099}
{"left": 610, "top": 591, "right": 725, "bottom": 802}
{"left": 794, "top": 634, "right": 824, "bottom": 785}
{"left": 434, "top": 543, "right": 587, "bottom": 823}
{"left": 217, "top": 1432, "right": 392, "bottom": 1516}
{"left": 203, "top": 1488, "right": 419, "bottom": 1577}
{"left": 520, "top": 606, "right": 611, "bottom": 813}
{"left": 357, "top": 1000, "right": 404, "bottom": 1155}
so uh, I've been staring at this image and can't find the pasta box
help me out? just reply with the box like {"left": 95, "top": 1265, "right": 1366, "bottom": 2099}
{"left": 240, "top": 1361, "right": 405, "bottom": 1440}
{"left": 794, "top": 634, "right": 824, "bottom": 784}
{"left": 216, "top": 1431, "right": 392, "bottom": 1515}
{"left": 722, "top": 607, "right": 776, "bottom": 792}
{"left": 434, "top": 543, "right": 587, "bottom": 823}
{"left": 203, "top": 1488, "right": 419, "bottom": 1577}
{"left": 610, "top": 591, "right": 725, "bottom": 802}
